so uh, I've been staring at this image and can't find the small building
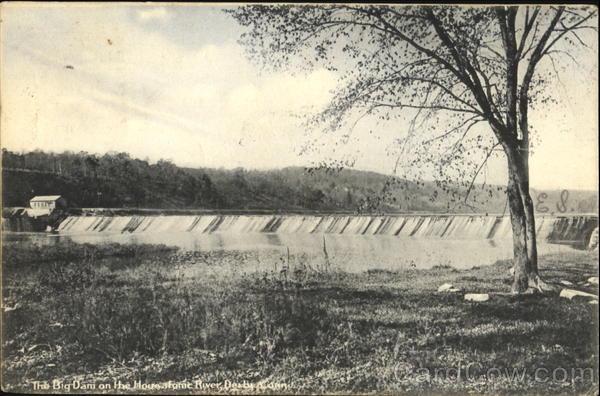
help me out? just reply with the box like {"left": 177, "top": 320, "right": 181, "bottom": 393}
{"left": 27, "top": 195, "right": 67, "bottom": 217}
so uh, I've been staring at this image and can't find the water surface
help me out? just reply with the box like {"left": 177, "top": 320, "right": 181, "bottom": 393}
{"left": 3, "top": 231, "right": 577, "bottom": 272}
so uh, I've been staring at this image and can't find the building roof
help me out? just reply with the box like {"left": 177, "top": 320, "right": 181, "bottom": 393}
{"left": 30, "top": 195, "right": 63, "bottom": 202}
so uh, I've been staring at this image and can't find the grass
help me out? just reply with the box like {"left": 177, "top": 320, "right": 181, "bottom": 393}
{"left": 1, "top": 241, "right": 598, "bottom": 394}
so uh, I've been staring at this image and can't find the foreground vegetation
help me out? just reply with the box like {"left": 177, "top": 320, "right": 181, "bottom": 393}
{"left": 2, "top": 242, "right": 598, "bottom": 394}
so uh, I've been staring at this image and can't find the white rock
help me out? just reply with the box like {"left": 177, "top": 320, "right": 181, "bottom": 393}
{"left": 509, "top": 267, "right": 515, "bottom": 276}
{"left": 589, "top": 300, "right": 598, "bottom": 305}
{"left": 588, "top": 227, "right": 599, "bottom": 250}
{"left": 559, "top": 289, "right": 599, "bottom": 301}
{"left": 560, "top": 280, "right": 574, "bottom": 286}
{"left": 3, "top": 304, "right": 19, "bottom": 312}
{"left": 437, "top": 283, "right": 454, "bottom": 292}
{"left": 447, "top": 287, "right": 462, "bottom": 293}
{"left": 587, "top": 277, "right": 598, "bottom": 286}
{"left": 464, "top": 293, "right": 489, "bottom": 302}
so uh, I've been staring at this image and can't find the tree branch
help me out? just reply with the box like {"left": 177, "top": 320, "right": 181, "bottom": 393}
{"left": 426, "top": 9, "right": 507, "bottom": 135}
{"left": 542, "top": 11, "right": 597, "bottom": 56}
{"left": 517, "top": 6, "right": 540, "bottom": 59}
{"left": 423, "top": 116, "right": 483, "bottom": 144}
{"left": 368, "top": 101, "right": 481, "bottom": 114}
{"left": 464, "top": 142, "right": 501, "bottom": 204}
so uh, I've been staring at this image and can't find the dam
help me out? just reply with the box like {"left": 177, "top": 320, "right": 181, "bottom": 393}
{"left": 3, "top": 213, "right": 597, "bottom": 272}
{"left": 53, "top": 213, "right": 597, "bottom": 244}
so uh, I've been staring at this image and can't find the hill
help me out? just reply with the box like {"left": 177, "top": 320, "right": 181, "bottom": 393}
{"left": 2, "top": 149, "right": 597, "bottom": 214}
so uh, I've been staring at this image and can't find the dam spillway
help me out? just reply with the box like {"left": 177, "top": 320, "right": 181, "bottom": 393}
{"left": 3, "top": 213, "right": 596, "bottom": 272}
{"left": 54, "top": 214, "right": 598, "bottom": 245}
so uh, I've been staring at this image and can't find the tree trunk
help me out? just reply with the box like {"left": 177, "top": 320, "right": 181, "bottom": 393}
{"left": 507, "top": 168, "right": 529, "bottom": 293}
{"left": 523, "top": 193, "right": 538, "bottom": 271}
{"left": 520, "top": 181, "right": 554, "bottom": 291}
{"left": 505, "top": 146, "right": 554, "bottom": 293}
{"left": 517, "top": 140, "right": 538, "bottom": 273}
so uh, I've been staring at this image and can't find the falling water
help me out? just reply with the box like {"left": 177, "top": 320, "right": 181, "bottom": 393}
{"left": 55, "top": 214, "right": 597, "bottom": 244}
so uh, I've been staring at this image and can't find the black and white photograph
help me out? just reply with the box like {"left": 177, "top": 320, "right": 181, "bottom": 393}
{"left": 1, "top": 2, "right": 598, "bottom": 394}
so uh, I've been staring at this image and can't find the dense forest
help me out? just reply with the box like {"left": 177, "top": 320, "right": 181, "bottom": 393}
{"left": 2, "top": 149, "right": 597, "bottom": 214}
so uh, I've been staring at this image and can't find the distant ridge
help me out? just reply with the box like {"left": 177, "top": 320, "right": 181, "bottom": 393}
{"left": 2, "top": 150, "right": 598, "bottom": 214}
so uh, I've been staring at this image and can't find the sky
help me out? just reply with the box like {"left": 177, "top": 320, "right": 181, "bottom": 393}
{"left": 1, "top": 3, "right": 598, "bottom": 191}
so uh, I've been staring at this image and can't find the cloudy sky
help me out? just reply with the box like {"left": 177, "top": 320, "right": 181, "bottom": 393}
{"left": 1, "top": 4, "right": 598, "bottom": 190}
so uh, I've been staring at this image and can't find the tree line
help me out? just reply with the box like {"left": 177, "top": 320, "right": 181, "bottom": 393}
{"left": 2, "top": 150, "right": 220, "bottom": 209}
{"left": 2, "top": 149, "right": 596, "bottom": 214}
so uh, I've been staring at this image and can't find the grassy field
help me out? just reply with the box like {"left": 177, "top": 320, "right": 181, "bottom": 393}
{"left": 1, "top": 241, "right": 598, "bottom": 394}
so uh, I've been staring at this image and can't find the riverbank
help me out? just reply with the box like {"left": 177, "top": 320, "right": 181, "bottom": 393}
{"left": 2, "top": 244, "right": 598, "bottom": 394}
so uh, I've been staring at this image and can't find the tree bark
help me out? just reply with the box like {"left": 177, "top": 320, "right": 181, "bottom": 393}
{"left": 506, "top": 167, "right": 530, "bottom": 293}
{"left": 519, "top": 173, "right": 554, "bottom": 291}
{"left": 505, "top": 145, "right": 554, "bottom": 293}
{"left": 523, "top": 191, "right": 538, "bottom": 271}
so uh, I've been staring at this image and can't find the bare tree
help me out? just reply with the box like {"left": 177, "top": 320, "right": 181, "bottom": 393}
{"left": 228, "top": 5, "right": 597, "bottom": 293}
